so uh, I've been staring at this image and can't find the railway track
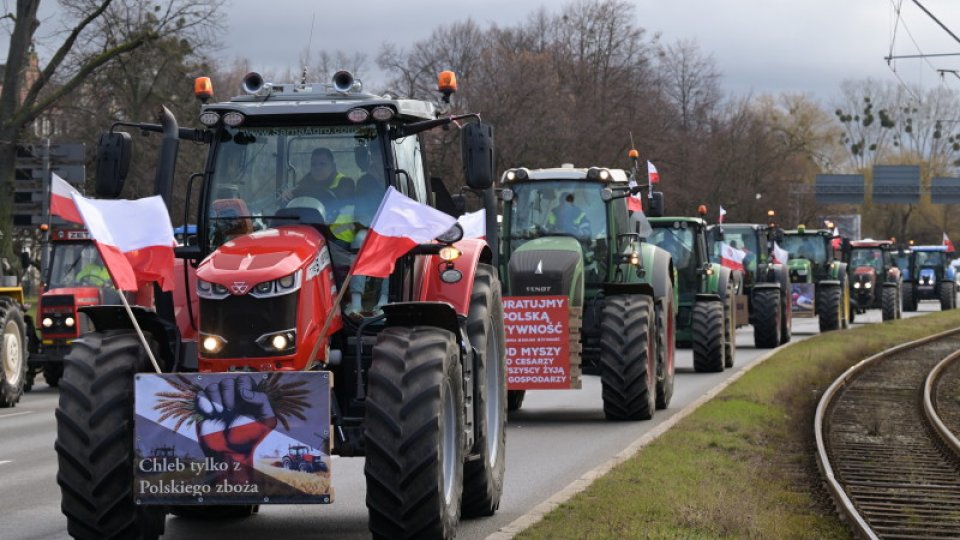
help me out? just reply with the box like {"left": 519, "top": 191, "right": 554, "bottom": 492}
{"left": 816, "top": 329, "right": 960, "bottom": 539}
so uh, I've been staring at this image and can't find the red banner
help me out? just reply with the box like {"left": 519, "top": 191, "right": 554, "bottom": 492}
{"left": 504, "top": 295, "right": 571, "bottom": 390}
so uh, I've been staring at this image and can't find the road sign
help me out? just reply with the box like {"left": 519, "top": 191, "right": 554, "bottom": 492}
{"left": 872, "top": 165, "right": 920, "bottom": 204}
{"left": 13, "top": 141, "right": 86, "bottom": 227}
{"left": 815, "top": 174, "right": 865, "bottom": 204}
{"left": 931, "top": 177, "right": 960, "bottom": 204}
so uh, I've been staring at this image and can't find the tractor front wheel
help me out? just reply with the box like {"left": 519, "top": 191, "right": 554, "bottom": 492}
{"left": 940, "top": 281, "right": 956, "bottom": 310}
{"left": 0, "top": 298, "right": 26, "bottom": 408}
{"left": 881, "top": 286, "right": 899, "bottom": 321}
{"left": 654, "top": 298, "right": 674, "bottom": 410}
{"left": 462, "top": 264, "right": 507, "bottom": 518}
{"left": 723, "top": 285, "right": 736, "bottom": 368}
{"left": 752, "top": 289, "right": 781, "bottom": 349}
{"left": 692, "top": 301, "right": 725, "bottom": 372}
{"left": 506, "top": 390, "right": 525, "bottom": 412}
{"left": 600, "top": 294, "right": 655, "bottom": 421}
{"left": 818, "top": 286, "right": 842, "bottom": 332}
{"left": 365, "top": 326, "right": 464, "bottom": 540}
{"left": 55, "top": 330, "right": 166, "bottom": 540}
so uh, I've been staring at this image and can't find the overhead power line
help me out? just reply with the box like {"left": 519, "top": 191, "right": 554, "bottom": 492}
{"left": 912, "top": 0, "right": 960, "bottom": 47}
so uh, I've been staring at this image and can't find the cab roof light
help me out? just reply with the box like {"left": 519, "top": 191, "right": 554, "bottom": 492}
{"left": 194, "top": 76, "right": 213, "bottom": 103}
{"left": 371, "top": 106, "right": 395, "bottom": 121}
{"left": 221, "top": 111, "right": 245, "bottom": 127}
{"left": 505, "top": 168, "right": 529, "bottom": 182}
{"left": 198, "top": 111, "right": 220, "bottom": 127}
{"left": 628, "top": 149, "right": 639, "bottom": 159}
{"left": 586, "top": 167, "right": 611, "bottom": 181}
{"left": 347, "top": 108, "right": 370, "bottom": 123}
{"left": 438, "top": 70, "right": 458, "bottom": 103}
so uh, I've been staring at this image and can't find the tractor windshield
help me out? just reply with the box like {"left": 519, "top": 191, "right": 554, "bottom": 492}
{"left": 850, "top": 248, "right": 884, "bottom": 273}
{"left": 205, "top": 124, "right": 388, "bottom": 250}
{"left": 47, "top": 242, "right": 109, "bottom": 289}
{"left": 916, "top": 250, "right": 945, "bottom": 267}
{"left": 709, "top": 227, "right": 760, "bottom": 272}
{"left": 782, "top": 234, "right": 828, "bottom": 264}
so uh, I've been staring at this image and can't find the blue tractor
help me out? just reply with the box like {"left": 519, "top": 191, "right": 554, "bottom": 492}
{"left": 902, "top": 245, "right": 957, "bottom": 311}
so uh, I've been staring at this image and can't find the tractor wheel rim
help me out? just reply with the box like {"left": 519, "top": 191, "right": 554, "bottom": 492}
{"left": 442, "top": 377, "right": 457, "bottom": 506}
{"left": 485, "top": 322, "right": 503, "bottom": 466}
{"left": 3, "top": 320, "right": 22, "bottom": 386}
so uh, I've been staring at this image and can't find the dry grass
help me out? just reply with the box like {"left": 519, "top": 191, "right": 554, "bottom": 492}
{"left": 519, "top": 310, "right": 960, "bottom": 539}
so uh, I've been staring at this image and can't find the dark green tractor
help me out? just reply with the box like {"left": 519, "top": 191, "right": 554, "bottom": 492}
{"left": 780, "top": 226, "right": 851, "bottom": 332}
{"left": 707, "top": 223, "right": 792, "bottom": 349}
{"left": 647, "top": 214, "right": 738, "bottom": 373}
{"left": 499, "top": 165, "right": 677, "bottom": 421}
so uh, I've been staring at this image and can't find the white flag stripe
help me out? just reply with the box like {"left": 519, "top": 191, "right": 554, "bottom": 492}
{"left": 457, "top": 209, "right": 486, "bottom": 239}
{"left": 369, "top": 187, "right": 457, "bottom": 242}
{"left": 71, "top": 194, "right": 175, "bottom": 251}
{"left": 773, "top": 242, "right": 789, "bottom": 265}
{"left": 52, "top": 173, "right": 79, "bottom": 197}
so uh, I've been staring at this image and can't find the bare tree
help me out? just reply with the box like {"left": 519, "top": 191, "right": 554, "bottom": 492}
{"left": 0, "top": 0, "right": 222, "bottom": 268}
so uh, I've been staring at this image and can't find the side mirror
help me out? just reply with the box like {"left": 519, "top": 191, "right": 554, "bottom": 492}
{"left": 461, "top": 122, "right": 494, "bottom": 190}
{"left": 94, "top": 131, "right": 131, "bottom": 198}
{"left": 648, "top": 191, "right": 664, "bottom": 218}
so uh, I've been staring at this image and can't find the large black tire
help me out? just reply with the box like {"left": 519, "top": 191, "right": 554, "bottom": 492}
{"left": 461, "top": 264, "right": 506, "bottom": 518}
{"left": 723, "top": 285, "right": 736, "bottom": 369}
{"left": 940, "top": 281, "right": 956, "bottom": 311}
{"left": 818, "top": 285, "right": 842, "bottom": 332}
{"left": 599, "top": 294, "right": 655, "bottom": 421}
{"left": 55, "top": 330, "right": 166, "bottom": 540}
{"left": 654, "top": 298, "right": 674, "bottom": 410}
{"left": 44, "top": 362, "right": 64, "bottom": 388}
{"left": 692, "top": 301, "right": 725, "bottom": 373}
{"left": 752, "top": 289, "right": 781, "bottom": 349}
{"left": 506, "top": 390, "right": 525, "bottom": 412}
{"left": 881, "top": 286, "right": 898, "bottom": 321}
{"left": 365, "top": 326, "right": 464, "bottom": 540}
{"left": 0, "top": 298, "right": 27, "bottom": 408}
{"left": 903, "top": 282, "right": 918, "bottom": 312}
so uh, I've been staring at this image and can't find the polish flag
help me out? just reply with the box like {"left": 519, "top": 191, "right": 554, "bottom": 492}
{"left": 773, "top": 242, "right": 789, "bottom": 265}
{"left": 945, "top": 232, "right": 956, "bottom": 252}
{"left": 457, "top": 208, "right": 486, "bottom": 239}
{"left": 352, "top": 187, "right": 457, "bottom": 278}
{"left": 71, "top": 193, "right": 176, "bottom": 291}
{"left": 50, "top": 173, "right": 84, "bottom": 223}
{"left": 647, "top": 161, "right": 660, "bottom": 184}
{"left": 720, "top": 242, "right": 746, "bottom": 272}
{"left": 626, "top": 177, "right": 643, "bottom": 212}
{"left": 719, "top": 205, "right": 727, "bottom": 224}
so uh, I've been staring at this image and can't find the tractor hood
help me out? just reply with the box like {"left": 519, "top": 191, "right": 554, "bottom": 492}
{"left": 507, "top": 236, "right": 584, "bottom": 303}
{"left": 196, "top": 226, "right": 325, "bottom": 289}
{"left": 853, "top": 266, "right": 877, "bottom": 277}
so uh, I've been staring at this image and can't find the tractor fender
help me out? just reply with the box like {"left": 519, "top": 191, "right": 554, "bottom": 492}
{"left": 418, "top": 238, "right": 492, "bottom": 317}
{"left": 80, "top": 305, "right": 180, "bottom": 371}
{"left": 381, "top": 302, "right": 465, "bottom": 349}
{"left": 829, "top": 262, "right": 848, "bottom": 280}
{"left": 752, "top": 282, "right": 781, "bottom": 291}
{"left": 715, "top": 265, "right": 733, "bottom": 301}
{"left": 817, "top": 280, "right": 841, "bottom": 288}
{"left": 641, "top": 243, "right": 676, "bottom": 304}
{"left": 882, "top": 281, "right": 899, "bottom": 289}
{"left": 695, "top": 293, "right": 722, "bottom": 303}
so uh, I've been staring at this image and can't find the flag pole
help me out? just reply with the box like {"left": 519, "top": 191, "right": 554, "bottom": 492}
{"left": 116, "top": 288, "right": 163, "bottom": 374}
{"left": 306, "top": 268, "right": 354, "bottom": 369}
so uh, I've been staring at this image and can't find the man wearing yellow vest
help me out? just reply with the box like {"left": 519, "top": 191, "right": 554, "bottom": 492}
{"left": 281, "top": 147, "right": 354, "bottom": 223}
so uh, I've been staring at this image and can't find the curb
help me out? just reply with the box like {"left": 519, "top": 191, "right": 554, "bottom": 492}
{"left": 485, "top": 343, "right": 785, "bottom": 540}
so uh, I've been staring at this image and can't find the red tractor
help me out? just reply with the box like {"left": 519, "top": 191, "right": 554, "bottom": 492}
{"left": 282, "top": 444, "right": 328, "bottom": 473}
{"left": 54, "top": 70, "right": 504, "bottom": 540}
{"left": 27, "top": 227, "right": 120, "bottom": 389}
{"left": 845, "top": 239, "right": 902, "bottom": 321}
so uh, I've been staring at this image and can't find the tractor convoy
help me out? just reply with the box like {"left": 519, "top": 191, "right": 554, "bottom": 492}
{"left": 497, "top": 161, "right": 676, "bottom": 419}
{"left": 12, "top": 61, "right": 946, "bottom": 540}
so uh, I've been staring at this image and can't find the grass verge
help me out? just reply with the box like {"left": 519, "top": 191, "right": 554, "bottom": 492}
{"left": 518, "top": 309, "right": 960, "bottom": 539}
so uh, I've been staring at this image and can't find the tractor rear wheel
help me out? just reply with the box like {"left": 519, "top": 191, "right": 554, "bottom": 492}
{"left": 462, "top": 264, "right": 507, "bottom": 518}
{"left": 506, "top": 390, "right": 525, "bottom": 412}
{"left": 881, "top": 286, "right": 898, "bottom": 321}
{"left": 940, "top": 281, "right": 956, "bottom": 310}
{"left": 55, "top": 330, "right": 166, "bottom": 540}
{"left": 365, "top": 326, "right": 464, "bottom": 540}
{"left": 654, "top": 298, "right": 674, "bottom": 410}
{"left": 902, "top": 282, "right": 918, "bottom": 312}
{"left": 0, "top": 298, "right": 26, "bottom": 408}
{"left": 600, "top": 294, "right": 655, "bottom": 421}
{"left": 723, "top": 285, "right": 736, "bottom": 368}
{"left": 752, "top": 289, "right": 781, "bottom": 349}
{"left": 818, "top": 286, "right": 842, "bottom": 332}
{"left": 692, "top": 301, "right": 725, "bottom": 372}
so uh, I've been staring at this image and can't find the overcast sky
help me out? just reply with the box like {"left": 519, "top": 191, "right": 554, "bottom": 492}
{"left": 212, "top": 0, "right": 960, "bottom": 105}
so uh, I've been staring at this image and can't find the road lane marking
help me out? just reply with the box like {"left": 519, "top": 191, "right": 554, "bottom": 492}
{"left": 0, "top": 411, "right": 33, "bottom": 419}
{"left": 0, "top": 460, "right": 11, "bottom": 466}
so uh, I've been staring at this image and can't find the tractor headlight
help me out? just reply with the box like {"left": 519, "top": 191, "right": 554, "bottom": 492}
{"left": 864, "top": 282, "right": 872, "bottom": 289}
{"left": 64, "top": 316, "right": 75, "bottom": 327}
{"left": 853, "top": 282, "right": 861, "bottom": 289}
{"left": 197, "top": 279, "right": 230, "bottom": 300}
{"left": 42, "top": 317, "right": 53, "bottom": 328}
{"left": 249, "top": 272, "right": 302, "bottom": 299}
{"left": 200, "top": 333, "right": 227, "bottom": 354}
{"left": 256, "top": 329, "right": 296, "bottom": 353}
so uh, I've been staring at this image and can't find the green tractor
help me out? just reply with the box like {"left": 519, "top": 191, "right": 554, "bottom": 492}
{"left": 707, "top": 223, "right": 792, "bottom": 349}
{"left": 780, "top": 226, "right": 851, "bottom": 331}
{"left": 648, "top": 209, "right": 738, "bottom": 373}
{"left": 498, "top": 164, "right": 677, "bottom": 420}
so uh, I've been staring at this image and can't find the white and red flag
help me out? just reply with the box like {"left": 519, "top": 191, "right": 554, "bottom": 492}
{"left": 457, "top": 208, "right": 486, "bottom": 239}
{"left": 720, "top": 242, "right": 746, "bottom": 272}
{"left": 626, "top": 177, "right": 643, "bottom": 212}
{"left": 647, "top": 161, "right": 660, "bottom": 184}
{"left": 719, "top": 205, "right": 727, "bottom": 224}
{"left": 352, "top": 186, "right": 457, "bottom": 278}
{"left": 50, "top": 173, "right": 84, "bottom": 223}
{"left": 71, "top": 192, "right": 176, "bottom": 291}
{"left": 945, "top": 232, "right": 956, "bottom": 252}
{"left": 773, "top": 242, "right": 789, "bottom": 265}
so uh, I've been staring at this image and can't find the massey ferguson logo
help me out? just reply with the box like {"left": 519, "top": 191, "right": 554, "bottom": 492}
{"left": 231, "top": 282, "right": 248, "bottom": 294}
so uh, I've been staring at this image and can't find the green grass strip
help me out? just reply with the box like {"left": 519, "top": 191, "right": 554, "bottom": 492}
{"left": 518, "top": 310, "right": 960, "bottom": 540}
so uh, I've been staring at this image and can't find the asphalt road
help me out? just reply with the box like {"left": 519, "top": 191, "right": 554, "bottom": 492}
{"left": 0, "top": 303, "right": 937, "bottom": 540}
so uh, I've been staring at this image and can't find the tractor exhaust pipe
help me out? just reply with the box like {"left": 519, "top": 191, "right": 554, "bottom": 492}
{"left": 154, "top": 105, "right": 179, "bottom": 209}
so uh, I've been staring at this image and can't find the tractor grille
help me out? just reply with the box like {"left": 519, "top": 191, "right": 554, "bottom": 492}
{"left": 200, "top": 293, "right": 298, "bottom": 358}
{"left": 508, "top": 250, "right": 580, "bottom": 298}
